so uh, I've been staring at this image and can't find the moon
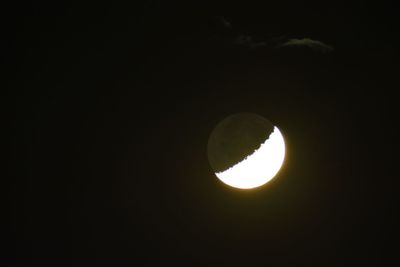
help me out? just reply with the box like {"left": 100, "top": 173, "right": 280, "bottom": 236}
{"left": 207, "top": 113, "right": 286, "bottom": 189}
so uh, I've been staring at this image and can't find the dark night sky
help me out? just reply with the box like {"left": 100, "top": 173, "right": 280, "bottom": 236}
{"left": 7, "top": 0, "right": 399, "bottom": 266}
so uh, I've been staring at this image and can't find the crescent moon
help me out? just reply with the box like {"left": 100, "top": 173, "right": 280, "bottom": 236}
{"left": 215, "top": 126, "right": 285, "bottom": 189}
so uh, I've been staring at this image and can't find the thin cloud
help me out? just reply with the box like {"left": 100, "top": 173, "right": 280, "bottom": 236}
{"left": 277, "top": 38, "right": 334, "bottom": 53}
{"left": 216, "top": 16, "right": 232, "bottom": 29}
{"left": 234, "top": 35, "right": 267, "bottom": 49}
{"left": 215, "top": 16, "right": 268, "bottom": 49}
{"left": 214, "top": 16, "right": 333, "bottom": 53}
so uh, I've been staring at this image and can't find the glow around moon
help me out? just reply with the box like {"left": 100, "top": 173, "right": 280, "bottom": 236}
{"left": 215, "top": 126, "right": 285, "bottom": 189}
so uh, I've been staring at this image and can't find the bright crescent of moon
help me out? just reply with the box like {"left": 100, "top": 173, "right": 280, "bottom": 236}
{"left": 215, "top": 126, "right": 286, "bottom": 189}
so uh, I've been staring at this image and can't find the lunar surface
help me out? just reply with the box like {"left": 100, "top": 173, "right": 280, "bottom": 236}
{"left": 207, "top": 113, "right": 285, "bottom": 189}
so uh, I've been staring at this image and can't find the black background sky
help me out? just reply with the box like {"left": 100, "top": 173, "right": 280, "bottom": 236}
{"left": 7, "top": 0, "right": 399, "bottom": 266}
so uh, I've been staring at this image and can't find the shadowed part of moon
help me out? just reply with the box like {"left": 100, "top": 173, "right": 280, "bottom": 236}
{"left": 207, "top": 113, "right": 274, "bottom": 173}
